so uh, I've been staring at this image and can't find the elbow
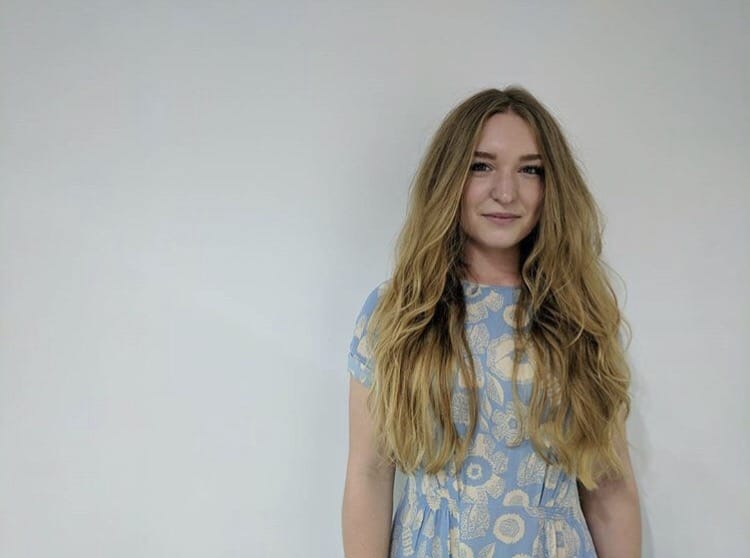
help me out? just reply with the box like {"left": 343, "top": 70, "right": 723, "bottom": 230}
{"left": 579, "top": 475, "right": 641, "bottom": 519}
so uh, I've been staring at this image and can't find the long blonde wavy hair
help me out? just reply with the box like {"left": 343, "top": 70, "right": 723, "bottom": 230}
{"left": 365, "top": 86, "right": 632, "bottom": 490}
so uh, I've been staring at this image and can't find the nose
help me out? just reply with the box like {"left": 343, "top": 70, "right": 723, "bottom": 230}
{"left": 491, "top": 170, "right": 517, "bottom": 203}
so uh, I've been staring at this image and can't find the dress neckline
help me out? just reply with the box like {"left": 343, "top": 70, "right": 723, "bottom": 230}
{"left": 460, "top": 278, "right": 522, "bottom": 291}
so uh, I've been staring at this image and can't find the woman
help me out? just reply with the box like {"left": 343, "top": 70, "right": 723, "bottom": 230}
{"left": 341, "top": 86, "right": 641, "bottom": 558}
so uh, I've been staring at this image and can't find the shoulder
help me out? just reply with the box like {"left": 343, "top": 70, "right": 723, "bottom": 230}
{"left": 351, "top": 279, "right": 391, "bottom": 339}
{"left": 356, "top": 278, "right": 390, "bottom": 317}
{"left": 348, "top": 278, "right": 391, "bottom": 386}
{"left": 352, "top": 279, "right": 390, "bottom": 346}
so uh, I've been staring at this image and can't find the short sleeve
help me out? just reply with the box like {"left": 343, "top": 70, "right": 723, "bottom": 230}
{"left": 347, "top": 280, "right": 388, "bottom": 388}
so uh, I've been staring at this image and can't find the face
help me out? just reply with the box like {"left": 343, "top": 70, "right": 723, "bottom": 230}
{"left": 459, "top": 111, "right": 545, "bottom": 281}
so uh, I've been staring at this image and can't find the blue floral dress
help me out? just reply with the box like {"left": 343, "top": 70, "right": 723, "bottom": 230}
{"left": 347, "top": 279, "right": 599, "bottom": 558}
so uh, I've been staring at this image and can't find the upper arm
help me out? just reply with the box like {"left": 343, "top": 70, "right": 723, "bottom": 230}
{"left": 347, "top": 375, "right": 395, "bottom": 479}
{"left": 579, "top": 406, "right": 639, "bottom": 504}
{"left": 347, "top": 281, "right": 387, "bottom": 389}
{"left": 345, "top": 281, "right": 394, "bottom": 478}
{"left": 577, "top": 408, "right": 642, "bottom": 556}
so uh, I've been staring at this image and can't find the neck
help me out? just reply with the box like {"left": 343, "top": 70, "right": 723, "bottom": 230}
{"left": 462, "top": 243, "right": 521, "bottom": 286}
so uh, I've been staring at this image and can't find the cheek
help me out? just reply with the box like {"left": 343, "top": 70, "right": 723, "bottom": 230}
{"left": 459, "top": 186, "right": 473, "bottom": 213}
{"left": 461, "top": 189, "right": 482, "bottom": 213}
{"left": 525, "top": 186, "right": 544, "bottom": 215}
{"left": 459, "top": 201, "right": 472, "bottom": 231}
{"left": 461, "top": 182, "right": 483, "bottom": 208}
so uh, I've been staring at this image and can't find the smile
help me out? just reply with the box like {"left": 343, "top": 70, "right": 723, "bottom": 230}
{"left": 484, "top": 215, "right": 520, "bottom": 225}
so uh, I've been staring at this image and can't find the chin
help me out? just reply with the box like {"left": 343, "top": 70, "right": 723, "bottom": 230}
{"left": 479, "top": 239, "right": 520, "bottom": 250}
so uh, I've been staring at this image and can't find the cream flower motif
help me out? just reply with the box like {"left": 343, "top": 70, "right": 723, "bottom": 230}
{"left": 466, "top": 301, "right": 486, "bottom": 324}
{"left": 451, "top": 528, "right": 472, "bottom": 558}
{"left": 421, "top": 469, "right": 455, "bottom": 512}
{"left": 400, "top": 472, "right": 452, "bottom": 555}
{"left": 551, "top": 474, "right": 580, "bottom": 509}
{"left": 484, "top": 371, "right": 505, "bottom": 409}
{"left": 466, "top": 291, "right": 507, "bottom": 323}
{"left": 460, "top": 541, "right": 497, "bottom": 558}
{"left": 397, "top": 476, "right": 423, "bottom": 555}
{"left": 461, "top": 434, "right": 508, "bottom": 498}
{"left": 517, "top": 451, "right": 547, "bottom": 489}
{"left": 458, "top": 354, "right": 485, "bottom": 390}
{"left": 480, "top": 393, "right": 493, "bottom": 423}
{"left": 502, "top": 303, "right": 531, "bottom": 329}
{"left": 403, "top": 506, "right": 425, "bottom": 555}
{"left": 493, "top": 513, "right": 525, "bottom": 544}
{"left": 416, "top": 536, "right": 433, "bottom": 558}
{"left": 483, "top": 291, "right": 507, "bottom": 312}
{"left": 353, "top": 315, "right": 372, "bottom": 362}
{"left": 423, "top": 509, "right": 437, "bottom": 539}
{"left": 486, "top": 334, "right": 535, "bottom": 383}
{"left": 490, "top": 406, "right": 522, "bottom": 445}
{"left": 543, "top": 464, "right": 561, "bottom": 491}
{"left": 452, "top": 391, "right": 471, "bottom": 426}
{"left": 458, "top": 541, "right": 474, "bottom": 558}
{"left": 467, "top": 323, "right": 491, "bottom": 353}
{"left": 502, "top": 489, "right": 531, "bottom": 507}
{"left": 463, "top": 281, "right": 483, "bottom": 298}
{"left": 530, "top": 518, "right": 581, "bottom": 558}
{"left": 458, "top": 433, "right": 509, "bottom": 539}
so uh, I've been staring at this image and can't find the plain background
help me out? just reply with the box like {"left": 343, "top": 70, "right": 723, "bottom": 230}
{"left": 1, "top": 1, "right": 748, "bottom": 556}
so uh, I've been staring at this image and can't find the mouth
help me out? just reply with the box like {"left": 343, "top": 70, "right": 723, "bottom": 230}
{"left": 483, "top": 212, "right": 520, "bottom": 218}
{"left": 483, "top": 213, "right": 520, "bottom": 224}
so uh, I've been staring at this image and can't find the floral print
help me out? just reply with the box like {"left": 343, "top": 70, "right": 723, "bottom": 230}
{"left": 348, "top": 279, "right": 598, "bottom": 557}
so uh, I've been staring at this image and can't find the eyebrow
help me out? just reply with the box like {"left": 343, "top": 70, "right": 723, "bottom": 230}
{"left": 473, "top": 151, "right": 542, "bottom": 162}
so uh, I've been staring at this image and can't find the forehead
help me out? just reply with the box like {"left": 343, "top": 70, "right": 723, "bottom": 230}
{"left": 476, "top": 112, "right": 539, "bottom": 153}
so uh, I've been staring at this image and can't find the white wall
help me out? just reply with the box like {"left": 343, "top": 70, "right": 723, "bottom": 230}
{"left": 1, "top": 1, "right": 747, "bottom": 556}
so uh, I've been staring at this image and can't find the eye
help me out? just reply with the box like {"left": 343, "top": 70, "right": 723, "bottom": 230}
{"left": 522, "top": 165, "right": 545, "bottom": 177}
{"left": 469, "top": 161, "right": 491, "bottom": 172}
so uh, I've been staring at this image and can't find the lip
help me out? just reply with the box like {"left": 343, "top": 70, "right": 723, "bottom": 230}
{"left": 484, "top": 213, "right": 520, "bottom": 225}
{"left": 484, "top": 214, "right": 520, "bottom": 225}
{"left": 483, "top": 212, "right": 520, "bottom": 218}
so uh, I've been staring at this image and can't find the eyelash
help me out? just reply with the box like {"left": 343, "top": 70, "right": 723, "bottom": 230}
{"left": 470, "top": 162, "right": 545, "bottom": 177}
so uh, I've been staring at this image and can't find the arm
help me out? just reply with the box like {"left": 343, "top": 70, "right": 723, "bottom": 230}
{"left": 578, "top": 408, "right": 642, "bottom": 558}
{"left": 342, "top": 376, "right": 396, "bottom": 558}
